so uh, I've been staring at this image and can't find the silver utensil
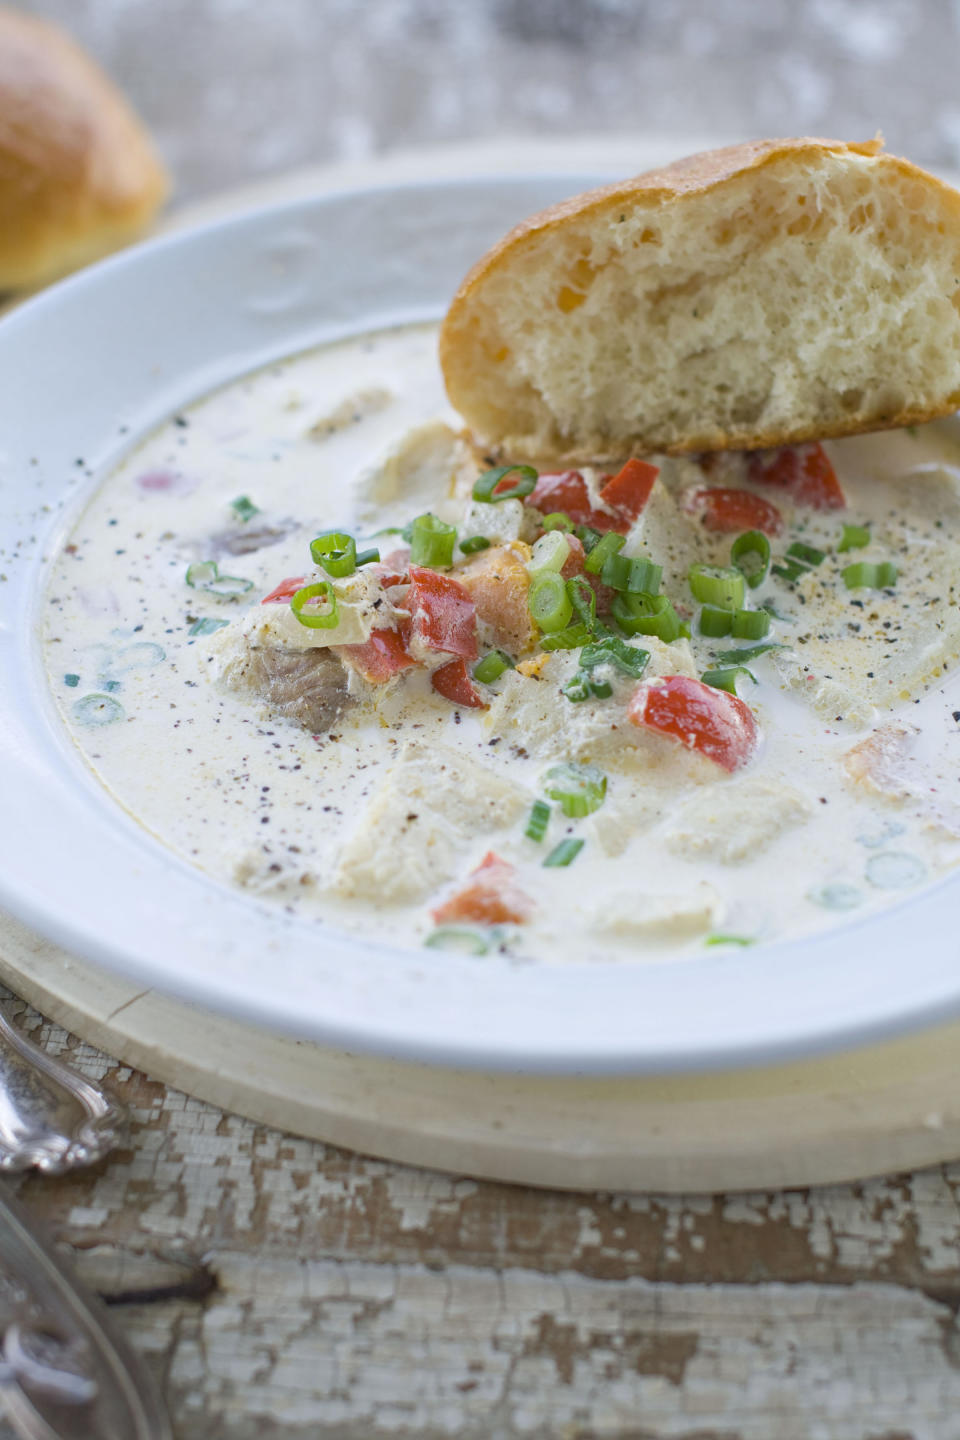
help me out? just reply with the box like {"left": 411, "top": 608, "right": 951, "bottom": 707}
{"left": 0, "top": 1005, "right": 173, "bottom": 1440}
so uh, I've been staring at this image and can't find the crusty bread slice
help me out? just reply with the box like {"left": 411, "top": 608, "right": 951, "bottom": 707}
{"left": 439, "top": 137, "right": 960, "bottom": 461}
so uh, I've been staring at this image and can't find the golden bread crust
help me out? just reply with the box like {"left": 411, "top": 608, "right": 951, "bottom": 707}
{"left": 0, "top": 6, "right": 169, "bottom": 291}
{"left": 440, "top": 136, "right": 960, "bottom": 459}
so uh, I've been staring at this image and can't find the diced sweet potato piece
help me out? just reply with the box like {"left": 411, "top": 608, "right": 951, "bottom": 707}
{"left": 458, "top": 545, "right": 537, "bottom": 655}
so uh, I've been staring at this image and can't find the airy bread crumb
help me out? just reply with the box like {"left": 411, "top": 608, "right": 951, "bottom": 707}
{"left": 440, "top": 137, "right": 960, "bottom": 460}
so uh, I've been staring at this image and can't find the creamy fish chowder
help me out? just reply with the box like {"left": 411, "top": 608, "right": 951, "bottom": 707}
{"left": 43, "top": 322, "right": 960, "bottom": 962}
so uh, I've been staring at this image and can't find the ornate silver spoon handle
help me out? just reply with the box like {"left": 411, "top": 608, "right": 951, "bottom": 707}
{"left": 0, "top": 1009, "right": 125, "bottom": 1175}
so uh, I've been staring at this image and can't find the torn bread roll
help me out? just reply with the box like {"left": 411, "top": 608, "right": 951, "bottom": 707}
{"left": 440, "top": 136, "right": 960, "bottom": 462}
{"left": 0, "top": 6, "right": 169, "bottom": 291}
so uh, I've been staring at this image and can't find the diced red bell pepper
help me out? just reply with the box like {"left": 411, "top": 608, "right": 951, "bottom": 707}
{"left": 406, "top": 565, "right": 478, "bottom": 660}
{"left": 431, "top": 851, "right": 534, "bottom": 926}
{"left": 598, "top": 458, "right": 659, "bottom": 523}
{"left": 261, "top": 576, "right": 308, "bottom": 604}
{"left": 683, "top": 487, "right": 783, "bottom": 536}
{"left": 338, "top": 628, "right": 417, "bottom": 684}
{"left": 748, "top": 443, "right": 845, "bottom": 510}
{"left": 431, "top": 657, "right": 487, "bottom": 709}
{"left": 529, "top": 471, "right": 628, "bottom": 534}
{"left": 627, "top": 674, "right": 759, "bottom": 773}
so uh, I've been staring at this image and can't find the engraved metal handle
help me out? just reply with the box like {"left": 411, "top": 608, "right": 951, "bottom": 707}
{"left": 0, "top": 1011, "right": 125, "bottom": 1175}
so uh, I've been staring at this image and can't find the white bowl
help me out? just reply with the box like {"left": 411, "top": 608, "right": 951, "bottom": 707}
{"left": 3, "top": 172, "right": 960, "bottom": 1075}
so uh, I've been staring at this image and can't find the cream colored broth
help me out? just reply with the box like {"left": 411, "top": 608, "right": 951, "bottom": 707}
{"left": 43, "top": 322, "right": 960, "bottom": 962}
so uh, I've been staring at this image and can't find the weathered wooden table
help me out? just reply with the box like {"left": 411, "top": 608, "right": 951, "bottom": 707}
{"left": 2, "top": 984, "right": 959, "bottom": 1439}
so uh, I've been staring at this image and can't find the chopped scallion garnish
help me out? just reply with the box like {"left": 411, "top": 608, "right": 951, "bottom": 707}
{"left": 528, "top": 572, "right": 573, "bottom": 632}
{"left": 473, "top": 650, "right": 515, "bottom": 684}
{"left": 425, "top": 928, "right": 490, "bottom": 955}
{"left": 730, "top": 608, "right": 770, "bottom": 640}
{"left": 459, "top": 535, "right": 491, "bottom": 554}
{"left": 612, "top": 592, "right": 684, "bottom": 642}
{"left": 704, "top": 933, "right": 756, "bottom": 947}
{"left": 185, "top": 560, "right": 219, "bottom": 589}
{"left": 566, "top": 575, "right": 597, "bottom": 630}
{"left": 230, "top": 495, "right": 260, "bottom": 523}
{"left": 541, "top": 623, "right": 594, "bottom": 651}
{"left": 408, "top": 513, "right": 457, "bottom": 568}
{"left": 701, "top": 665, "right": 757, "bottom": 694}
{"left": 786, "top": 541, "right": 825, "bottom": 567}
{"left": 189, "top": 617, "right": 230, "bottom": 636}
{"left": 541, "top": 512, "right": 574, "bottom": 532}
{"left": 525, "top": 799, "right": 551, "bottom": 843}
{"left": 602, "top": 553, "right": 662, "bottom": 594}
{"left": 574, "top": 524, "right": 602, "bottom": 553}
{"left": 730, "top": 530, "right": 771, "bottom": 589}
{"left": 842, "top": 560, "right": 898, "bottom": 590}
{"left": 186, "top": 560, "right": 253, "bottom": 596}
{"left": 290, "top": 580, "right": 339, "bottom": 629}
{"left": 543, "top": 763, "right": 607, "bottom": 818}
{"left": 688, "top": 564, "right": 745, "bottom": 609}
{"left": 712, "top": 641, "right": 786, "bottom": 664}
{"left": 771, "top": 559, "right": 810, "bottom": 584}
{"left": 699, "top": 605, "right": 733, "bottom": 638}
{"left": 838, "top": 524, "right": 871, "bottom": 552}
{"left": 310, "top": 531, "right": 357, "bottom": 577}
{"left": 472, "top": 465, "right": 538, "bottom": 503}
{"left": 528, "top": 530, "right": 571, "bottom": 578}
{"left": 64, "top": 673, "right": 80, "bottom": 687}
{"left": 561, "top": 670, "right": 593, "bottom": 702}
{"left": 543, "top": 837, "right": 585, "bottom": 868}
{"left": 580, "top": 636, "right": 650, "bottom": 679}
{"left": 584, "top": 531, "right": 625, "bottom": 576}
{"left": 355, "top": 547, "right": 380, "bottom": 567}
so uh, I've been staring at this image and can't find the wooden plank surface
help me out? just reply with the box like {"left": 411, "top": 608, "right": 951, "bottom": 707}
{"left": 5, "top": 993, "right": 960, "bottom": 1439}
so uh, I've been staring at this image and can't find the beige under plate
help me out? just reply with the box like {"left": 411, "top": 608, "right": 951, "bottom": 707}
{"left": 3, "top": 904, "right": 960, "bottom": 1192}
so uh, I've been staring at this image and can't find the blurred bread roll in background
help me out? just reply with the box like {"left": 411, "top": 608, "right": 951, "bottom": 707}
{"left": 0, "top": 5, "right": 168, "bottom": 290}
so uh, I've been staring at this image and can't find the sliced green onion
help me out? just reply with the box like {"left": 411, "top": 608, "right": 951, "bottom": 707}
{"left": 602, "top": 553, "right": 662, "bottom": 595}
{"left": 310, "top": 531, "right": 357, "bottom": 577}
{"left": 730, "top": 608, "right": 771, "bottom": 640}
{"left": 561, "top": 670, "right": 592, "bottom": 702}
{"left": 574, "top": 524, "right": 602, "bottom": 553}
{"left": 355, "top": 547, "right": 380, "bottom": 567}
{"left": 771, "top": 559, "right": 811, "bottom": 583}
{"left": 472, "top": 465, "right": 538, "bottom": 503}
{"left": 584, "top": 532, "right": 625, "bottom": 575}
{"left": 712, "top": 642, "right": 787, "bottom": 664}
{"left": 460, "top": 535, "right": 491, "bottom": 554}
{"left": 64, "top": 673, "right": 80, "bottom": 687}
{"left": 701, "top": 666, "right": 757, "bottom": 694}
{"left": 838, "top": 523, "right": 871, "bottom": 552}
{"left": 699, "top": 606, "right": 733, "bottom": 638}
{"left": 525, "top": 799, "right": 551, "bottom": 843}
{"left": 541, "top": 512, "right": 574, "bottom": 532}
{"left": 370, "top": 525, "right": 405, "bottom": 538}
{"left": 566, "top": 575, "right": 597, "bottom": 630}
{"left": 704, "top": 933, "right": 755, "bottom": 947}
{"left": 612, "top": 593, "right": 684, "bottom": 643}
{"left": 688, "top": 564, "right": 745, "bottom": 609}
{"left": 786, "top": 541, "right": 826, "bottom": 567}
{"left": 588, "top": 675, "right": 613, "bottom": 698}
{"left": 473, "top": 650, "right": 514, "bottom": 684}
{"left": 230, "top": 494, "right": 260, "bottom": 523}
{"left": 408, "top": 513, "right": 457, "bottom": 568}
{"left": 541, "top": 623, "right": 594, "bottom": 651}
{"left": 842, "top": 561, "right": 898, "bottom": 590}
{"left": 205, "top": 574, "right": 255, "bottom": 596}
{"left": 730, "top": 530, "right": 771, "bottom": 589}
{"left": 189, "top": 617, "right": 230, "bottom": 636}
{"left": 185, "top": 560, "right": 219, "bottom": 589}
{"left": 580, "top": 637, "right": 650, "bottom": 680}
{"left": 543, "top": 763, "right": 607, "bottom": 818}
{"left": 102, "top": 680, "right": 122, "bottom": 693}
{"left": 528, "top": 530, "right": 571, "bottom": 578}
{"left": 425, "top": 928, "right": 489, "bottom": 955}
{"left": 528, "top": 572, "right": 573, "bottom": 632}
{"left": 290, "top": 580, "right": 339, "bottom": 629}
{"left": 71, "top": 693, "right": 125, "bottom": 727}
{"left": 543, "top": 837, "right": 585, "bottom": 868}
